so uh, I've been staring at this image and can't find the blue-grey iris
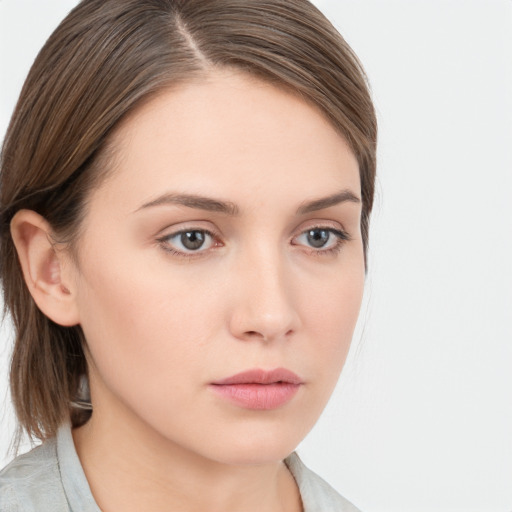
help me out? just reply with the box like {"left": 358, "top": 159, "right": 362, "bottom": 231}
{"left": 307, "top": 229, "right": 329, "bottom": 248}
{"left": 181, "top": 231, "right": 205, "bottom": 250}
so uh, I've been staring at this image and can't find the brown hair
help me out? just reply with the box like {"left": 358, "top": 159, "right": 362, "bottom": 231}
{"left": 0, "top": 0, "right": 377, "bottom": 442}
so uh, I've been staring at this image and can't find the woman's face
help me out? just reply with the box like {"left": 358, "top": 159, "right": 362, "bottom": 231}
{"left": 69, "top": 70, "right": 364, "bottom": 464}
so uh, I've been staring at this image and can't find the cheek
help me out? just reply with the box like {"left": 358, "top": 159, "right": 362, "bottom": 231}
{"left": 75, "top": 252, "right": 223, "bottom": 399}
{"left": 302, "top": 258, "right": 365, "bottom": 375}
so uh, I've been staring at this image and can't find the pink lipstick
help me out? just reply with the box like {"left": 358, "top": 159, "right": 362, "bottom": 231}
{"left": 210, "top": 368, "right": 302, "bottom": 410}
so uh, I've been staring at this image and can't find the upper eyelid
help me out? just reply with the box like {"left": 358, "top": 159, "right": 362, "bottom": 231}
{"left": 157, "top": 222, "right": 220, "bottom": 238}
{"left": 156, "top": 211, "right": 352, "bottom": 235}
{"left": 162, "top": 227, "right": 216, "bottom": 237}
{"left": 157, "top": 228, "right": 219, "bottom": 246}
{"left": 157, "top": 220, "right": 348, "bottom": 238}
{"left": 293, "top": 220, "right": 349, "bottom": 236}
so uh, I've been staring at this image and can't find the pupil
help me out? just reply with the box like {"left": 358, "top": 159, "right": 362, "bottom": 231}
{"left": 181, "top": 231, "right": 205, "bottom": 250}
{"left": 307, "top": 229, "right": 329, "bottom": 248}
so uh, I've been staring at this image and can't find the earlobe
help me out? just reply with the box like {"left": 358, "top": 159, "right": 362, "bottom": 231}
{"left": 10, "top": 209, "right": 80, "bottom": 327}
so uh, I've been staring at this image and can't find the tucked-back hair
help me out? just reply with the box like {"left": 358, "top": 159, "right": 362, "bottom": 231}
{"left": 0, "top": 0, "right": 377, "bottom": 442}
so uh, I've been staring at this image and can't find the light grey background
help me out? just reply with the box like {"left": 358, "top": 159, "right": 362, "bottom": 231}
{"left": 1, "top": 1, "right": 511, "bottom": 511}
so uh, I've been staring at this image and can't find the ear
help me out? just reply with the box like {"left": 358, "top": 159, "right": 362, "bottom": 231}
{"left": 10, "top": 209, "right": 80, "bottom": 327}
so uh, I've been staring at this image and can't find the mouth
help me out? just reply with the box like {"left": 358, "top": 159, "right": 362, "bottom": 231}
{"left": 209, "top": 368, "right": 303, "bottom": 410}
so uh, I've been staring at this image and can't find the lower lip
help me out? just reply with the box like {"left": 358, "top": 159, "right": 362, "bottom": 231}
{"left": 209, "top": 383, "right": 301, "bottom": 410}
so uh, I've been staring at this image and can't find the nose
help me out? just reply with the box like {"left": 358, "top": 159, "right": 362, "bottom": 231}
{"left": 227, "top": 247, "right": 301, "bottom": 343}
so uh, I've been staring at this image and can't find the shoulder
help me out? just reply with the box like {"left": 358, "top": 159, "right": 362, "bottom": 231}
{"left": 0, "top": 439, "right": 69, "bottom": 512}
{"left": 285, "top": 452, "right": 362, "bottom": 512}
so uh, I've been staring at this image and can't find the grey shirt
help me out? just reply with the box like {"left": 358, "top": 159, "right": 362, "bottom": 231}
{"left": 0, "top": 424, "right": 361, "bottom": 511}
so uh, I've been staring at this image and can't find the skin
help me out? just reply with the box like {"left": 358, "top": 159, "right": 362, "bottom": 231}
{"left": 12, "top": 70, "right": 364, "bottom": 512}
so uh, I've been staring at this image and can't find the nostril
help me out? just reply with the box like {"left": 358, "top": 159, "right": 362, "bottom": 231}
{"left": 241, "top": 329, "right": 294, "bottom": 341}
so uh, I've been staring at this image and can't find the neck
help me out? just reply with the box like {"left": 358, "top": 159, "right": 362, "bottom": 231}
{"left": 72, "top": 409, "right": 302, "bottom": 512}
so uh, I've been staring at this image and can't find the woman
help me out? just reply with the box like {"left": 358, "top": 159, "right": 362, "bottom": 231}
{"left": 0, "top": 0, "right": 376, "bottom": 510}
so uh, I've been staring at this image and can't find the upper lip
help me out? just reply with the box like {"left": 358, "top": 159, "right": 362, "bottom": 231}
{"left": 212, "top": 368, "right": 302, "bottom": 385}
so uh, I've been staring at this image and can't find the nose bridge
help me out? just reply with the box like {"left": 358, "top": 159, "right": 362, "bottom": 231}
{"left": 229, "top": 240, "right": 299, "bottom": 341}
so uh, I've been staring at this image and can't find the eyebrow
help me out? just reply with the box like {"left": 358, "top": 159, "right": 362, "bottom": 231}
{"left": 135, "top": 189, "right": 360, "bottom": 216}
{"left": 296, "top": 189, "right": 360, "bottom": 214}
{"left": 136, "top": 193, "right": 240, "bottom": 215}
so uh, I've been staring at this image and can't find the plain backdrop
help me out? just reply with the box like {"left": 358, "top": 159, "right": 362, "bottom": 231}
{"left": 1, "top": 1, "right": 511, "bottom": 511}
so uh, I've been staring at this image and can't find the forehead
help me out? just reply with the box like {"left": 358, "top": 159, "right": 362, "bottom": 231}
{"left": 89, "top": 70, "right": 360, "bottom": 215}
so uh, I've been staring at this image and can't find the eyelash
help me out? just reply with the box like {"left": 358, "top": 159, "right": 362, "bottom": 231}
{"left": 293, "top": 226, "right": 351, "bottom": 257}
{"left": 157, "top": 228, "right": 221, "bottom": 260}
{"left": 157, "top": 225, "right": 351, "bottom": 260}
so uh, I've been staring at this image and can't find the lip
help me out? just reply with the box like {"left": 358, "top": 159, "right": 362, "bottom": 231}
{"left": 209, "top": 368, "right": 303, "bottom": 410}
{"left": 212, "top": 368, "right": 303, "bottom": 386}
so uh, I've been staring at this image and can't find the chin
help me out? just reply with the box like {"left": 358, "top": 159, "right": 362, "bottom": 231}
{"left": 198, "top": 419, "right": 313, "bottom": 467}
{"left": 120, "top": 391, "right": 318, "bottom": 467}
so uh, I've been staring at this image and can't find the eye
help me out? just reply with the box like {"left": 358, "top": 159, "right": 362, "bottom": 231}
{"left": 293, "top": 227, "right": 349, "bottom": 252}
{"left": 159, "top": 229, "right": 217, "bottom": 254}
